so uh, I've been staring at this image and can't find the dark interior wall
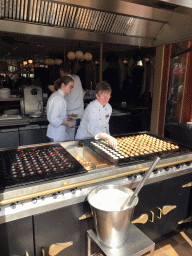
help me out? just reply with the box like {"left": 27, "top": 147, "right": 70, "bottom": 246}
{"left": 103, "top": 61, "right": 121, "bottom": 100}
{"left": 34, "top": 67, "right": 51, "bottom": 87}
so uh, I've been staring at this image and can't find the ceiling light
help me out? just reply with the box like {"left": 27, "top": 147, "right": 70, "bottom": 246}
{"left": 84, "top": 52, "right": 92, "bottom": 61}
{"left": 75, "top": 51, "right": 84, "bottom": 60}
{"left": 45, "top": 59, "right": 55, "bottom": 65}
{"left": 67, "top": 51, "right": 76, "bottom": 60}
{"left": 55, "top": 59, "right": 63, "bottom": 65}
{"left": 137, "top": 60, "right": 143, "bottom": 66}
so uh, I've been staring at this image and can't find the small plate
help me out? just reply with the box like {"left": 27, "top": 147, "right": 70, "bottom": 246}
{"left": 69, "top": 113, "right": 78, "bottom": 119}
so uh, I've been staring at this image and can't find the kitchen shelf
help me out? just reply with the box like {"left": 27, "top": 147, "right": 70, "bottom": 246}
{"left": 0, "top": 97, "right": 22, "bottom": 101}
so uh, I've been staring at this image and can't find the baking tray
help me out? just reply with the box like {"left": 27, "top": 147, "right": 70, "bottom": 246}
{"left": 60, "top": 140, "right": 112, "bottom": 171}
{"left": 84, "top": 132, "right": 192, "bottom": 166}
{"left": 0, "top": 143, "right": 86, "bottom": 189}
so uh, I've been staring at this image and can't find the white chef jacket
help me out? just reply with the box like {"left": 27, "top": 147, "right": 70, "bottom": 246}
{"left": 46, "top": 89, "right": 68, "bottom": 142}
{"left": 65, "top": 74, "right": 84, "bottom": 139}
{"left": 75, "top": 99, "right": 112, "bottom": 140}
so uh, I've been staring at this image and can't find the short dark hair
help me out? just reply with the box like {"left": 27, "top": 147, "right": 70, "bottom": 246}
{"left": 95, "top": 81, "right": 112, "bottom": 95}
{"left": 60, "top": 62, "right": 71, "bottom": 73}
{"left": 54, "top": 76, "right": 73, "bottom": 90}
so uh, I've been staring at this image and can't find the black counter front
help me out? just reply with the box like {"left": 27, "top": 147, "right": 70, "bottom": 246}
{"left": 0, "top": 115, "right": 49, "bottom": 148}
{"left": 169, "top": 123, "right": 192, "bottom": 148}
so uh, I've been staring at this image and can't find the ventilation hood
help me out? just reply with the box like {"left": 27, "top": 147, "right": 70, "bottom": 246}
{"left": 0, "top": 0, "right": 192, "bottom": 48}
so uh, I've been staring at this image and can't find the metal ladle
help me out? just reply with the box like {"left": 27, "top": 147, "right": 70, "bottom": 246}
{"left": 120, "top": 156, "right": 161, "bottom": 211}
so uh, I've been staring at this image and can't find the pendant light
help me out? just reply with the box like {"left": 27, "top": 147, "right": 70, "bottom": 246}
{"left": 28, "top": 59, "right": 33, "bottom": 64}
{"left": 75, "top": 51, "right": 84, "bottom": 60}
{"left": 84, "top": 52, "right": 92, "bottom": 61}
{"left": 67, "top": 51, "right": 76, "bottom": 60}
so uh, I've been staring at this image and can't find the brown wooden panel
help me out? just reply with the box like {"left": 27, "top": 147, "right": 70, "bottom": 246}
{"left": 158, "top": 44, "right": 171, "bottom": 136}
{"left": 181, "top": 41, "right": 192, "bottom": 123}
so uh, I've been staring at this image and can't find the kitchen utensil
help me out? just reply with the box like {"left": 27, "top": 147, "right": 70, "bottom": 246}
{"left": 21, "top": 86, "right": 43, "bottom": 115}
{"left": 120, "top": 156, "right": 160, "bottom": 210}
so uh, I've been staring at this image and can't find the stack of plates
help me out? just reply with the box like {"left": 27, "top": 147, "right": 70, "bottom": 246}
{"left": 4, "top": 109, "right": 19, "bottom": 115}
{"left": 0, "top": 88, "right": 11, "bottom": 98}
{"left": 0, "top": 115, "right": 22, "bottom": 120}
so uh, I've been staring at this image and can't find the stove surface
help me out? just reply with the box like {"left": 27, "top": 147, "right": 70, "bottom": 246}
{"left": 85, "top": 132, "right": 192, "bottom": 165}
{"left": 0, "top": 144, "right": 86, "bottom": 189}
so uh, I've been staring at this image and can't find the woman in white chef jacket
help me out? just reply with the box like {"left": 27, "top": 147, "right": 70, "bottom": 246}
{"left": 75, "top": 81, "right": 117, "bottom": 148}
{"left": 46, "top": 76, "right": 75, "bottom": 142}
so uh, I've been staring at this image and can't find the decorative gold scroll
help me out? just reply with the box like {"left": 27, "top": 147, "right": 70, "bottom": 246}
{"left": 132, "top": 214, "right": 148, "bottom": 224}
{"left": 178, "top": 216, "right": 192, "bottom": 224}
{"left": 182, "top": 182, "right": 192, "bottom": 188}
{"left": 162, "top": 205, "right": 177, "bottom": 215}
{"left": 79, "top": 212, "right": 93, "bottom": 220}
{"left": 49, "top": 242, "right": 73, "bottom": 256}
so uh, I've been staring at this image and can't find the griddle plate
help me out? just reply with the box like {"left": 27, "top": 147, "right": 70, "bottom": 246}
{"left": 85, "top": 133, "right": 192, "bottom": 165}
{"left": 0, "top": 144, "right": 86, "bottom": 189}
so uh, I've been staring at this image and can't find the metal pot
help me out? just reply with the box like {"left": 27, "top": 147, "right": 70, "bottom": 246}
{"left": 87, "top": 184, "right": 138, "bottom": 248}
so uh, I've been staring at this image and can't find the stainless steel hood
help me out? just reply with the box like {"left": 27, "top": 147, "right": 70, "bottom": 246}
{"left": 0, "top": 0, "right": 192, "bottom": 48}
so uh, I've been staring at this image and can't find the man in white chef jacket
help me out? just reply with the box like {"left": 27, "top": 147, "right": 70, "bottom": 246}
{"left": 59, "top": 62, "right": 84, "bottom": 139}
{"left": 75, "top": 81, "right": 117, "bottom": 148}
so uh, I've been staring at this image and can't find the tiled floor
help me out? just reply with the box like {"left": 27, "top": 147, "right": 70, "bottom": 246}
{"left": 144, "top": 229, "right": 192, "bottom": 256}
{"left": 93, "top": 229, "right": 192, "bottom": 256}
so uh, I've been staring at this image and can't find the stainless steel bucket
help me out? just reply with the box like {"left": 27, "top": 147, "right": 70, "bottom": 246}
{"left": 87, "top": 184, "right": 138, "bottom": 248}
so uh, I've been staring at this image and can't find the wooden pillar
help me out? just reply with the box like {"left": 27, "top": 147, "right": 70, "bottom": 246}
{"left": 100, "top": 43, "right": 103, "bottom": 82}
{"left": 181, "top": 41, "right": 192, "bottom": 123}
{"left": 150, "top": 45, "right": 165, "bottom": 135}
{"left": 158, "top": 44, "right": 172, "bottom": 136}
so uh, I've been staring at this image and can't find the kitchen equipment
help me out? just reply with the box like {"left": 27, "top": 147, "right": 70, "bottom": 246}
{"left": 120, "top": 156, "right": 160, "bottom": 210}
{"left": 60, "top": 140, "right": 112, "bottom": 171}
{"left": 0, "top": 88, "right": 10, "bottom": 98}
{"left": 0, "top": 143, "right": 86, "bottom": 189}
{"left": 0, "top": 115, "right": 22, "bottom": 120}
{"left": 29, "top": 110, "right": 42, "bottom": 118}
{"left": 4, "top": 109, "right": 19, "bottom": 115}
{"left": 20, "top": 86, "right": 43, "bottom": 115}
{"left": 86, "top": 132, "right": 190, "bottom": 165}
{"left": 87, "top": 184, "right": 138, "bottom": 248}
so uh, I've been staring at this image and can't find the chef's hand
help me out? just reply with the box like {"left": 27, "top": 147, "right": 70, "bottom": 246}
{"left": 67, "top": 115, "right": 72, "bottom": 121}
{"left": 107, "top": 136, "right": 117, "bottom": 149}
{"left": 97, "top": 133, "right": 117, "bottom": 149}
{"left": 66, "top": 121, "right": 75, "bottom": 128}
{"left": 62, "top": 120, "right": 75, "bottom": 128}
